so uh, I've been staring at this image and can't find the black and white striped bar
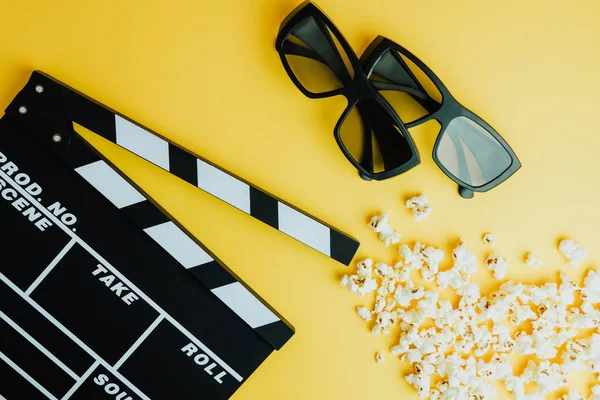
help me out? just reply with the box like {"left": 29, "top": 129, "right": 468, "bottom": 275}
{"left": 13, "top": 71, "right": 359, "bottom": 266}
{"left": 112, "top": 115, "right": 358, "bottom": 264}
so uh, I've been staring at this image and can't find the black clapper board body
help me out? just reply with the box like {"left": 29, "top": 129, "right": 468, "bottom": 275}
{"left": 0, "top": 71, "right": 351, "bottom": 400}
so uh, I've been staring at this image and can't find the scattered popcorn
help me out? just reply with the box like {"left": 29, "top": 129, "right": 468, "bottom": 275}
{"left": 485, "top": 254, "right": 508, "bottom": 280}
{"left": 525, "top": 252, "right": 543, "bottom": 268}
{"left": 375, "top": 352, "right": 385, "bottom": 364}
{"left": 405, "top": 194, "right": 433, "bottom": 222}
{"left": 340, "top": 215, "right": 600, "bottom": 400}
{"left": 356, "top": 306, "right": 372, "bottom": 322}
{"left": 483, "top": 233, "right": 496, "bottom": 246}
{"left": 369, "top": 214, "right": 401, "bottom": 246}
{"left": 559, "top": 239, "right": 588, "bottom": 267}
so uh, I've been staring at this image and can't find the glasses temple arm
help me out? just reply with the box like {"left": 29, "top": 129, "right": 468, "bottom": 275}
{"left": 370, "top": 81, "right": 440, "bottom": 114}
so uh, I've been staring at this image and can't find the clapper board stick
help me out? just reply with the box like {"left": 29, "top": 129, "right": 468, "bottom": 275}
{"left": 5, "top": 72, "right": 295, "bottom": 350}
{"left": 18, "top": 71, "right": 360, "bottom": 267}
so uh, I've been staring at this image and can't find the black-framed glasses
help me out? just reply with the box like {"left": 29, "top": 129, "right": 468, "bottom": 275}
{"left": 275, "top": 1, "right": 521, "bottom": 198}
{"left": 360, "top": 36, "right": 521, "bottom": 198}
{"left": 275, "top": 1, "right": 421, "bottom": 181}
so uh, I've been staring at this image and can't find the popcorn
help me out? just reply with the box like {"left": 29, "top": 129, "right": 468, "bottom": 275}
{"left": 559, "top": 239, "right": 588, "bottom": 267}
{"left": 340, "top": 274, "right": 349, "bottom": 287}
{"left": 384, "top": 297, "right": 397, "bottom": 312}
{"left": 483, "top": 233, "right": 496, "bottom": 246}
{"left": 509, "top": 304, "right": 537, "bottom": 325}
{"left": 394, "top": 282, "right": 425, "bottom": 307}
{"left": 458, "top": 282, "right": 481, "bottom": 307}
{"left": 341, "top": 274, "right": 378, "bottom": 296}
{"left": 356, "top": 306, "right": 372, "bottom": 322}
{"left": 525, "top": 360, "right": 569, "bottom": 393}
{"left": 376, "top": 277, "right": 396, "bottom": 296}
{"left": 525, "top": 252, "right": 543, "bottom": 268}
{"left": 560, "top": 389, "right": 584, "bottom": 400}
{"left": 582, "top": 270, "right": 600, "bottom": 303}
{"left": 485, "top": 254, "right": 508, "bottom": 280}
{"left": 437, "top": 267, "right": 468, "bottom": 290}
{"left": 374, "top": 262, "right": 395, "bottom": 279}
{"left": 350, "top": 212, "right": 600, "bottom": 399}
{"left": 405, "top": 372, "right": 431, "bottom": 398}
{"left": 405, "top": 194, "right": 433, "bottom": 222}
{"left": 452, "top": 240, "right": 477, "bottom": 274}
{"left": 421, "top": 246, "right": 444, "bottom": 282}
{"left": 356, "top": 258, "right": 374, "bottom": 278}
{"left": 592, "top": 385, "right": 600, "bottom": 400}
{"left": 369, "top": 214, "right": 402, "bottom": 246}
{"left": 399, "top": 244, "right": 424, "bottom": 270}
{"left": 558, "top": 272, "right": 579, "bottom": 306}
{"left": 515, "top": 331, "right": 535, "bottom": 354}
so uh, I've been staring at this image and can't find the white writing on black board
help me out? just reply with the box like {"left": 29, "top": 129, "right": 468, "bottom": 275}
{"left": 0, "top": 180, "right": 53, "bottom": 231}
{"left": 92, "top": 264, "right": 139, "bottom": 305}
{"left": 181, "top": 343, "right": 227, "bottom": 384}
{"left": 93, "top": 374, "right": 136, "bottom": 400}
{"left": 0, "top": 150, "right": 78, "bottom": 231}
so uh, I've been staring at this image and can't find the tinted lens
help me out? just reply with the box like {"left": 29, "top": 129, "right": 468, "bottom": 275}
{"left": 369, "top": 49, "right": 442, "bottom": 123}
{"left": 283, "top": 16, "right": 354, "bottom": 94}
{"left": 436, "top": 117, "right": 512, "bottom": 187}
{"left": 339, "top": 99, "right": 415, "bottom": 174}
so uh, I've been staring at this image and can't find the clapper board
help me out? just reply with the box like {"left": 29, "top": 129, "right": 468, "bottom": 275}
{"left": 0, "top": 71, "right": 360, "bottom": 400}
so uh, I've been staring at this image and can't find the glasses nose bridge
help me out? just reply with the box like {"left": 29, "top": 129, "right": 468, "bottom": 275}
{"left": 344, "top": 74, "right": 377, "bottom": 103}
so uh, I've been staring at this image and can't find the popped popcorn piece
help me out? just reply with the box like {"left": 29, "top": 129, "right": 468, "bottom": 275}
{"left": 525, "top": 252, "right": 543, "bottom": 268}
{"left": 394, "top": 282, "right": 425, "bottom": 307}
{"left": 405, "top": 194, "right": 433, "bottom": 222}
{"left": 341, "top": 274, "right": 378, "bottom": 296}
{"left": 374, "top": 296, "right": 386, "bottom": 313}
{"left": 485, "top": 254, "right": 508, "bottom": 280}
{"left": 437, "top": 267, "right": 468, "bottom": 290}
{"left": 375, "top": 352, "right": 385, "bottom": 364}
{"left": 452, "top": 240, "right": 477, "bottom": 274}
{"left": 592, "top": 385, "right": 600, "bottom": 400}
{"left": 340, "top": 274, "right": 349, "bottom": 287}
{"left": 483, "top": 233, "right": 496, "bottom": 246}
{"left": 369, "top": 214, "right": 401, "bottom": 246}
{"left": 560, "top": 388, "right": 584, "bottom": 400}
{"left": 356, "top": 306, "right": 372, "bottom": 322}
{"left": 559, "top": 239, "right": 588, "bottom": 267}
{"left": 405, "top": 372, "right": 431, "bottom": 398}
{"left": 582, "top": 269, "right": 600, "bottom": 303}
{"left": 374, "top": 262, "right": 395, "bottom": 279}
{"left": 399, "top": 244, "right": 424, "bottom": 270}
{"left": 356, "top": 258, "right": 374, "bottom": 278}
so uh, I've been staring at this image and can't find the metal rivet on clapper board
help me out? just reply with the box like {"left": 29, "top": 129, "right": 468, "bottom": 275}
{"left": 18, "top": 106, "right": 27, "bottom": 114}
{"left": 35, "top": 85, "right": 44, "bottom": 94}
{"left": 52, "top": 134, "right": 62, "bottom": 143}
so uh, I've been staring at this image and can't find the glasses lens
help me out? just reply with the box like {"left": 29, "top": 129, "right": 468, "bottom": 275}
{"left": 283, "top": 16, "right": 354, "bottom": 94}
{"left": 339, "top": 99, "right": 415, "bottom": 174}
{"left": 369, "top": 49, "right": 442, "bottom": 123}
{"left": 436, "top": 117, "right": 512, "bottom": 187}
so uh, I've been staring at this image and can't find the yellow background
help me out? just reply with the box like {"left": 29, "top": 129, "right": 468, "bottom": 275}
{"left": 1, "top": 0, "right": 600, "bottom": 398}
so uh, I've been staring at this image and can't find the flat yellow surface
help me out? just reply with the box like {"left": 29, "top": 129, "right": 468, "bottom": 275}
{"left": 1, "top": 0, "right": 600, "bottom": 398}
